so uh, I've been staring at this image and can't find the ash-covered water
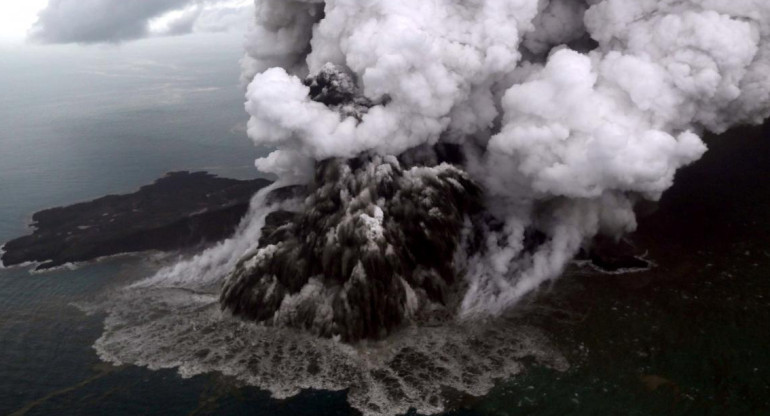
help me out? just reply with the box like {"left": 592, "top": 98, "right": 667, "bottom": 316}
{"left": 86, "top": 184, "right": 561, "bottom": 415}
{"left": 92, "top": 223, "right": 565, "bottom": 416}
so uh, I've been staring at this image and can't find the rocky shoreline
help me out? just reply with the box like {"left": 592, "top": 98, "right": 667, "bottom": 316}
{"left": 1, "top": 171, "right": 270, "bottom": 271}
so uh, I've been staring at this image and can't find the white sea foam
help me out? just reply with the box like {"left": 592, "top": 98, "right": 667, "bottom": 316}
{"left": 94, "top": 281, "right": 566, "bottom": 416}
{"left": 91, "top": 191, "right": 566, "bottom": 415}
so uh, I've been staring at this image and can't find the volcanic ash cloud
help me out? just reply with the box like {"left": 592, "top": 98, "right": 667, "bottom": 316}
{"left": 87, "top": 1, "right": 770, "bottom": 414}
{"left": 214, "top": 0, "right": 770, "bottom": 338}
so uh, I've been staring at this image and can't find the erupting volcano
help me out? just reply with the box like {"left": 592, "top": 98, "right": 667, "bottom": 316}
{"left": 214, "top": 0, "right": 770, "bottom": 337}
{"left": 91, "top": 1, "right": 770, "bottom": 414}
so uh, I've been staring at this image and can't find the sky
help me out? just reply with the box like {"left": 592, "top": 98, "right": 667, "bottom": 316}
{"left": 0, "top": 0, "right": 253, "bottom": 116}
{"left": 0, "top": 0, "right": 255, "bottom": 141}
{"left": 0, "top": 0, "right": 252, "bottom": 46}
{"left": 0, "top": 0, "right": 48, "bottom": 43}
{"left": 0, "top": 0, "right": 253, "bottom": 110}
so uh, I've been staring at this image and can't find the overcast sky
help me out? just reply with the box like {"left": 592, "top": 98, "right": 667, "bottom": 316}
{"left": 0, "top": 1, "right": 253, "bottom": 145}
{"left": 0, "top": 0, "right": 252, "bottom": 45}
{"left": 0, "top": 0, "right": 48, "bottom": 43}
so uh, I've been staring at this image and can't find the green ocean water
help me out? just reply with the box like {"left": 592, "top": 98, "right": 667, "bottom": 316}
{"left": 1, "top": 38, "right": 768, "bottom": 415}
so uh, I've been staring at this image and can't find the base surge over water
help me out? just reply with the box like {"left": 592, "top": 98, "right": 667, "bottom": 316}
{"left": 88, "top": 188, "right": 567, "bottom": 416}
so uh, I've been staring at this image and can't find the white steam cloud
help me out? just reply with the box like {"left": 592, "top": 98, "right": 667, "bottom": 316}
{"left": 239, "top": 0, "right": 770, "bottom": 315}
{"left": 86, "top": 1, "right": 770, "bottom": 413}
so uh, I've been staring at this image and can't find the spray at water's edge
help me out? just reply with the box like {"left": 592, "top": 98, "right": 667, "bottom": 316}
{"left": 90, "top": 187, "right": 566, "bottom": 416}
{"left": 129, "top": 182, "right": 284, "bottom": 290}
{"left": 94, "top": 279, "right": 566, "bottom": 416}
{"left": 88, "top": 0, "right": 770, "bottom": 413}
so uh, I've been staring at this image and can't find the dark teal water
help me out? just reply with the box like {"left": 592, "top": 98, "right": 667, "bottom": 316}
{"left": 460, "top": 125, "right": 770, "bottom": 416}
{"left": 1, "top": 38, "right": 768, "bottom": 415}
{"left": 0, "top": 36, "right": 332, "bottom": 416}
{"left": 0, "top": 37, "right": 268, "bottom": 242}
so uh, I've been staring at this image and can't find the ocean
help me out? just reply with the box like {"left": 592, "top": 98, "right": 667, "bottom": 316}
{"left": 0, "top": 35, "right": 325, "bottom": 415}
{"left": 1, "top": 36, "right": 769, "bottom": 415}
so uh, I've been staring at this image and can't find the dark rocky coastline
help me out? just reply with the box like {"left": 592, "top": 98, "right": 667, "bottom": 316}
{"left": 1, "top": 171, "right": 270, "bottom": 270}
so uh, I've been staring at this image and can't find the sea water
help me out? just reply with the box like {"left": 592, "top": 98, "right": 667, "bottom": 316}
{"left": 0, "top": 35, "right": 312, "bottom": 415}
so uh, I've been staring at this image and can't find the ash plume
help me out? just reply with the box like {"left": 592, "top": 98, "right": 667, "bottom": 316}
{"left": 226, "top": 0, "right": 770, "bottom": 328}
{"left": 221, "top": 153, "right": 481, "bottom": 341}
{"left": 87, "top": 0, "right": 770, "bottom": 413}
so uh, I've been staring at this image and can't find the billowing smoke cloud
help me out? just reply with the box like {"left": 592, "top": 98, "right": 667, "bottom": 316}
{"left": 231, "top": 0, "right": 770, "bottom": 325}
{"left": 30, "top": 0, "right": 251, "bottom": 43}
{"left": 88, "top": 0, "right": 770, "bottom": 413}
